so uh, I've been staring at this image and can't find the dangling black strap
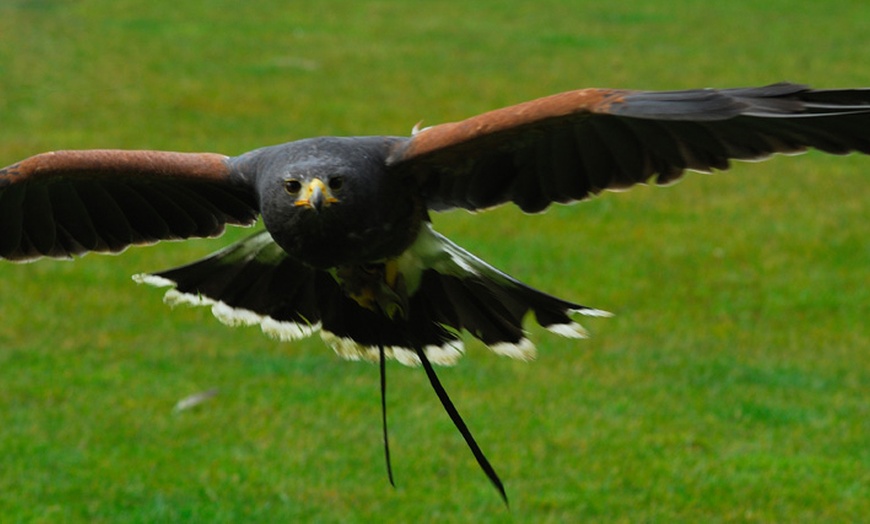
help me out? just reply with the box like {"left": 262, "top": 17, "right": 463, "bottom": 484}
{"left": 379, "top": 345, "right": 395, "bottom": 487}
{"left": 415, "top": 346, "right": 509, "bottom": 506}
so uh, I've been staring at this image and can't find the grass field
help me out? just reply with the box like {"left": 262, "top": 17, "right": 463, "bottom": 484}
{"left": 1, "top": 0, "right": 868, "bottom": 521}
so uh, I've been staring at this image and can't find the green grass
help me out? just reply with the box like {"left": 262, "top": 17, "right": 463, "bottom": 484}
{"left": 1, "top": 0, "right": 868, "bottom": 521}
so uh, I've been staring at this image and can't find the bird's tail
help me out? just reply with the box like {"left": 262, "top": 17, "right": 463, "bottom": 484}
{"left": 386, "top": 223, "right": 612, "bottom": 362}
{"left": 134, "top": 226, "right": 610, "bottom": 366}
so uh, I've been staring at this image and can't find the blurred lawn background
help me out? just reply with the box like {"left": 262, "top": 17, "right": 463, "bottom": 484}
{"left": 1, "top": 0, "right": 868, "bottom": 521}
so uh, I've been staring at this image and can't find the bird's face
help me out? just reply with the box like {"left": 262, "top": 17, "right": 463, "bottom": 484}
{"left": 244, "top": 136, "right": 422, "bottom": 268}
{"left": 281, "top": 172, "right": 343, "bottom": 214}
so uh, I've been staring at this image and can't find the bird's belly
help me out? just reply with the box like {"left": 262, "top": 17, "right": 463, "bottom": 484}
{"left": 279, "top": 219, "right": 420, "bottom": 269}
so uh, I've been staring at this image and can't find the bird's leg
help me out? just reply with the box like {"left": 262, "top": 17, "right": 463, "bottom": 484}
{"left": 334, "top": 260, "right": 409, "bottom": 320}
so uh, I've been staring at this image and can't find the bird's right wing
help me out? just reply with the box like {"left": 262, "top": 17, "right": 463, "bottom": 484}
{"left": 0, "top": 149, "right": 258, "bottom": 262}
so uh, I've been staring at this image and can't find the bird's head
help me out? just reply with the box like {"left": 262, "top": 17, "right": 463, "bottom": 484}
{"left": 282, "top": 172, "right": 343, "bottom": 213}
{"left": 231, "top": 138, "right": 365, "bottom": 222}
{"left": 230, "top": 136, "right": 420, "bottom": 268}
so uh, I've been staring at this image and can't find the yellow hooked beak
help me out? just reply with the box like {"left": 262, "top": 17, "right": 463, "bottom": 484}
{"left": 294, "top": 178, "right": 339, "bottom": 211}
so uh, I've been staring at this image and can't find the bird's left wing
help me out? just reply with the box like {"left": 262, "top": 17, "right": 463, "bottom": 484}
{"left": 386, "top": 83, "right": 870, "bottom": 213}
{"left": 0, "top": 149, "right": 258, "bottom": 262}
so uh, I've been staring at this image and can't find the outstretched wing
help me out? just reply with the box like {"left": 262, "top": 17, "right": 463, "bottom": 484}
{"left": 0, "top": 149, "right": 258, "bottom": 261}
{"left": 387, "top": 82, "right": 870, "bottom": 213}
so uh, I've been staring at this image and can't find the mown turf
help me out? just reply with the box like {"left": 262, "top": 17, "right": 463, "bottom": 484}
{"left": 1, "top": 0, "right": 868, "bottom": 522}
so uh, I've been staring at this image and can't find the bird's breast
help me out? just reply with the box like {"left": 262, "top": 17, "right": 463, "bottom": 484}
{"left": 271, "top": 202, "right": 424, "bottom": 269}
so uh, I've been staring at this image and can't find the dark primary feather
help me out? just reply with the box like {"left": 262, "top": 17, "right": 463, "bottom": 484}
{"left": 388, "top": 82, "right": 870, "bottom": 213}
{"left": 4, "top": 83, "right": 868, "bottom": 262}
{"left": 0, "top": 150, "right": 258, "bottom": 261}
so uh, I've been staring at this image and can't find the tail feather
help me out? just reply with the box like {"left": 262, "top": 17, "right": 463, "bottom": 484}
{"left": 441, "top": 276, "right": 526, "bottom": 345}
{"left": 134, "top": 231, "right": 324, "bottom": 340}
{"left": 405, "top": 224, "right": 611, "bottom": 359}
{"left": 134, "top": 226, "right": 610, "bottom": 366}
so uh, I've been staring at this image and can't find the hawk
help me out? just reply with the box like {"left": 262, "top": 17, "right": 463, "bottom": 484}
{"left": 2, "top": 82, "right": 869, "bottom": 502}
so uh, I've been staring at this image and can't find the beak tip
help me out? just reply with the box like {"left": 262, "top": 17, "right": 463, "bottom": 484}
{"left": 310, "top": 187, "right": 325, "bottom": 211}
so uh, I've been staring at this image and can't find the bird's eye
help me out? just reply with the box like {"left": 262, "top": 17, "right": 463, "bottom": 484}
{"left": 328, "top": 177, "right": 344, "bottom": 191}
{"left": 284, "top": 179, "right": 302, "bottom": 195}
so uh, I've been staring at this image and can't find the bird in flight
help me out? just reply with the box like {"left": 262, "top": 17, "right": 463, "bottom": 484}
{"left": 2, "top": 82, "right": 868, "bottom": 503}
